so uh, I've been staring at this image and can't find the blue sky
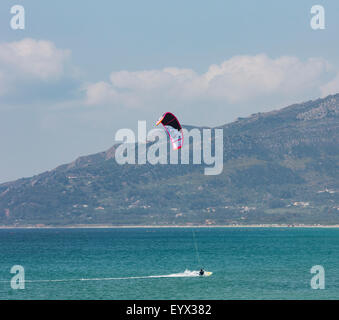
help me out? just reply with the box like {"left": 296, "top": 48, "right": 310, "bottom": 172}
{"left": 0, "top": 0, "right": 339, "bottom": 182}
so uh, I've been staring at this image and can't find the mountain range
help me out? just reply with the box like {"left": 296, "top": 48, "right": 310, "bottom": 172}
{"left": 1, "top": 94, "right": 339, "bottom": 226}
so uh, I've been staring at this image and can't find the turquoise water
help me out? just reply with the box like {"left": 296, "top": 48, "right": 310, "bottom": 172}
{"left": 0, "top": 227, "right": 339, "bottom": 300}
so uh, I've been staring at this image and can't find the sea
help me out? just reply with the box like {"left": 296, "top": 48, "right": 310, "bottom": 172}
{"left": 0, "top": 227, "right": 339, "bottom": 300}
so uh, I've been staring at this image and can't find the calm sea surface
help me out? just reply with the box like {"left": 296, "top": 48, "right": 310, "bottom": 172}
{"left": 0, "top": 227, "right": 338, "bottom": 300}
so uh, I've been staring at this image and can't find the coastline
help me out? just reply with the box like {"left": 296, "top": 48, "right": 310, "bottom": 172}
{"left": 1, "top": 224, "right": 339, "bottom": 229}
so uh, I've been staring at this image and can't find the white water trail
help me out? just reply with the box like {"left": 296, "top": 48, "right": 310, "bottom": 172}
{"left": 0, "top": 270, "right": 202, "bottom": 283}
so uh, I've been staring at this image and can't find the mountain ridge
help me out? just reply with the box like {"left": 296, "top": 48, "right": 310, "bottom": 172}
{"left": 1, "top": 94, "right": 338, "bottom": 226}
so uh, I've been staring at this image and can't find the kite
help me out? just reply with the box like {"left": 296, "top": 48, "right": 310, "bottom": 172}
{"left": 156, "top": 112, "right": 183, "bottom": 150}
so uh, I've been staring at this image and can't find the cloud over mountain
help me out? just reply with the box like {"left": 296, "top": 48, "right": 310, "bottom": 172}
{"left": 84, "top": 54, "right": 330, "bottom": 108}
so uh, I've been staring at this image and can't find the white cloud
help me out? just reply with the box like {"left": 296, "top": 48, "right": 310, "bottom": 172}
{"left": 320, "top": 73, "right": 339, "bottom": 97}
{"left": 85, "top": 81, "right": 117, "bottom": 105}
{"left": 0, "top": 38, "right": 71, "bottom": 99}
{"left": 0, "top": 38, "right": 70, "bottom": 80}
{"left": 204, "top": 55, "right": 329, "bottom": 102}
{"left": 84, "top": 54, "right": 330, "bottom": 108}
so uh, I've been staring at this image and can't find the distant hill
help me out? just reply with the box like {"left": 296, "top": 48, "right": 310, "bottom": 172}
{"left": 1, "top": 94, "right": 339, "bottom": 226}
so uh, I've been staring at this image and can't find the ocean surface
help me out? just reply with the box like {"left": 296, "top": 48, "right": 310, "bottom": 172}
{"left": 0, "top": 227, "right": 339, "bottom": 300}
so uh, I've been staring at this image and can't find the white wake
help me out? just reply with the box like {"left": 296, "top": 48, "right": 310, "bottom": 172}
{"left": 0, "top": 269, "right": 204, "bottom": 283}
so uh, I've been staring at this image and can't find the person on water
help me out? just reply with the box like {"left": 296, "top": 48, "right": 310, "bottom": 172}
{"left": 199, "top": 269, "right": 204, "bottom": 276}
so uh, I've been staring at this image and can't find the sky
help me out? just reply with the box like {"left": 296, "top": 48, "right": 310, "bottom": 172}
{"left": 0, "top": 0, "right": 339, "bottom": 182}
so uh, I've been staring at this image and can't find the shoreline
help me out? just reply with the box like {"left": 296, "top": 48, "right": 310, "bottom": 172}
{"left": 1, "top": 224, "right": 339, "bottom": 229}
